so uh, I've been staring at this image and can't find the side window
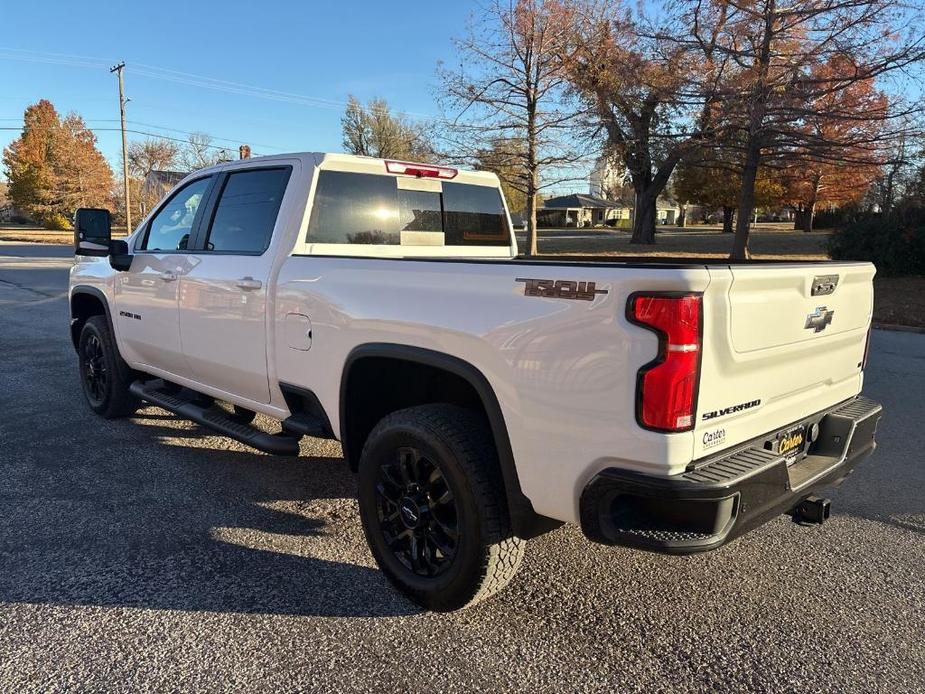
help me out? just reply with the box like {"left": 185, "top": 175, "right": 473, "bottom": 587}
{"left": 442, "top": 182, "right": 509, "bottom": 246}
{"left": 139, "top": 177, "right": 211, "bottom": 252}
{"left": 308, "top": 171, "right": 400, "bottom": 245}
{"left": 204, "top": 168, "right": 291, "bottom": 253}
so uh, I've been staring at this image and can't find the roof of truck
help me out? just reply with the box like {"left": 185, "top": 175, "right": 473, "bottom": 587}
{"left": 193, "top": 152, "right": 501, "bottom": 186}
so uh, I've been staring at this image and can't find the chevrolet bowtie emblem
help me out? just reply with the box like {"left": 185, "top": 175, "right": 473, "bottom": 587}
{"left": 805, "top": 306, "right": 834, "bottom": 333}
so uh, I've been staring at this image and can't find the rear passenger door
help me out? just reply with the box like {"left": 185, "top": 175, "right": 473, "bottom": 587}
{"left": 178, "top": 166, "right": 293, "bottom": 403}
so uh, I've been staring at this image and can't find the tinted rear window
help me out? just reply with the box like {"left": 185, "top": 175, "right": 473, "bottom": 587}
{"left": 307, "top": 171, "right": 509, "bottom": 246}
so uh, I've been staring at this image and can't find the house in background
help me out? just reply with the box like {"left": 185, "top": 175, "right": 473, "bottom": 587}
{"left": 538, "top": 192, "right": 681, "bottom": 228}
{"left": 536, "top": 155, "right": 683, "bottom": 228}
{"left": 538, "top": 193, "right": 631, "bottom": 227}
{"left": 140, "top": 170, "right": 187, "bottom": 214}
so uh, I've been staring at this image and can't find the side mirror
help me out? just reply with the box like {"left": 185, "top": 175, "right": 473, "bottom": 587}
{"left": 109, "top": 240, "right": 133, "bottom": 272}
{"left": 74, "top": 208, "right": 112, "bottom": 257}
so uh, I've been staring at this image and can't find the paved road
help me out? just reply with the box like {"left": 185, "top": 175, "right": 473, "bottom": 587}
{"left": 1, "top": 243, "right": 924, "bottom": 693}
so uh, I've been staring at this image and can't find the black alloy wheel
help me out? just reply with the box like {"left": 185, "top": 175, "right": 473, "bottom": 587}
{"left": 357, "top": 404, "right": 526, "bottom": 611}
{"left": 81, "top": 333, "right": 108, "bottom": 406}
{"left": 77, "top": 315, "right": 139, "bottom": 418}
{"left": 375, "top": 445, "right": 459, "bottom": 577}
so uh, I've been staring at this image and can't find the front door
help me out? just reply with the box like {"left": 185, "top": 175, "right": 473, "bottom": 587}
{"left": 178, "top": 166, "right": 292, "bottom": 404}
{"left": 115, "top": 175, "right": 213, "bottom": 379}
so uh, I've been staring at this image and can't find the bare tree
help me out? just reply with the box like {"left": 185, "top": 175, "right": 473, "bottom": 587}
{"left": 439, "top": 0, "right": 586, "bottom": 256}
{"left": 870, "top": 126, "right": 922, "bottom": 215}
{"left": 342, "top": 96, "right": 435, "bottom": 161}
{"left": 474, "top": 137, "right": 529, "bottom": 214}
{"left": 122, "top": 138, "right": 182, "bottom": 221}
{"left": 683, "top": 0, "right": 925, "bottom": 258}
{"left": 127, "top": 138, "right": 180, "bottom": 180}
{"left": 181, "top": 132, "right": 226, "bottom": 171}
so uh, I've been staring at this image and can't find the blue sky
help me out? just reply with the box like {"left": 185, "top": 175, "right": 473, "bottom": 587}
{"left": 0, "top": 1, "right": 479, "bottom": 177}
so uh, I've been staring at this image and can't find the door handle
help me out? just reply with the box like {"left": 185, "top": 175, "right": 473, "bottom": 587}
{"left": 236, "top": 276, "right": 263, "bottom": 291}
{"left": 160, "top": 271, "right": 178, "bottom": 282}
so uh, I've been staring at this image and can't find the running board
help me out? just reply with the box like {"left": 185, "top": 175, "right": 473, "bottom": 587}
{"left": 129, "top": 380, "right": 301, "bottom": 456}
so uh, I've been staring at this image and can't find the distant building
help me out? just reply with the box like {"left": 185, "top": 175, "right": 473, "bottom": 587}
{"left": 588, "top": 155, "right": 627, "bottom": 199}
{"left": 140, "top": 170, "right": 187, "bottom": 214}
{"left": 538, "top": 193, "right": 632, "bottom": 227}
{"left": 539, "top": 192, "right": 682, "bottom": 227}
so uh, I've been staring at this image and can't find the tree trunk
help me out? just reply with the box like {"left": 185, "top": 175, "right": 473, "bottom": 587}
{"left": 800, "top": 200, "right": 816, "bottom": 233}
{"left": 732, "top": 131, "right": 763, "bottom": 259}
{"left": 525, "top": 190, "right": 538, "bottom": 256}
{"left": 678, "top": 204, "right": 687, "bottom": 228}
{"left": 722, "top": 206, "right": 734, "bottom": 234}
{"left": 630, "top": 187, "right": 657, "bottom": 244}
{"left": 524, "top": 95, "right": 539, "bottom": 257}
{"left": 731, "top": 0, "right": 773, "bottom": 261}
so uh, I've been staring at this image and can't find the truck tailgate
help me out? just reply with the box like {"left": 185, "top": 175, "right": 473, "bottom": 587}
{"left": 693, "top": 262, "right": 875, "bottom": 459}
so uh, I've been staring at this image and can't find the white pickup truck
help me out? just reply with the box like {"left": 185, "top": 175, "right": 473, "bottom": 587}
{"left": 70, "top": 152, "right": 882, "bottom": 611}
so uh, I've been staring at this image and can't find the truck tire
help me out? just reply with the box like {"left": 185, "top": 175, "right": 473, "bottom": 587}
{"left": 357, "top": 404, "right": 525, "bottom": 611}
{"left": 78, "top": 315, "right": 139, "bottom": 419}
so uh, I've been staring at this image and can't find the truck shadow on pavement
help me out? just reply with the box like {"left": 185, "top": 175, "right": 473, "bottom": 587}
{"left": 0, "top": 406, "right": 419, "bottom": 619}
{"left": 0, "top": 278, "right": 418, "bottom": 619}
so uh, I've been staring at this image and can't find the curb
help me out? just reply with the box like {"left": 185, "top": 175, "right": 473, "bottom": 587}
{"left": 872, "top": 322, "right": 925, "bottom": 335}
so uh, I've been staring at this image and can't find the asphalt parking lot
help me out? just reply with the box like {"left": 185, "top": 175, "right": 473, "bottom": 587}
{"left": 1, "top": 242, "right": 924, "bottom": 693}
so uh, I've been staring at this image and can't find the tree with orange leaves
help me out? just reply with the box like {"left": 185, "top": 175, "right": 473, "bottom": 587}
{"left": 780, "top": 58, "right": 886, "bottom": 231}
{"left": 3, "top": 99, "right": 113, "bottom": 229}
{"left": 676, "top": 0, "right": 925, "bottom": 258}
{"left": 564, "top": 1, "right": 726, "bottom": 244}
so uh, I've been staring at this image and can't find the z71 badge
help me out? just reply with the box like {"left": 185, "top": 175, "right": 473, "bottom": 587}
{"left": 515, "top": 278, "right": 608, "bottom": 301}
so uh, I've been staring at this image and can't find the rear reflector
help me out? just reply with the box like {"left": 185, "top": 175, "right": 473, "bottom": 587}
{"left": 628, "top": 293, "right": 703, "bottom": 432}
{"left": 385, "top": 160, "right": 458, "bottom": 179}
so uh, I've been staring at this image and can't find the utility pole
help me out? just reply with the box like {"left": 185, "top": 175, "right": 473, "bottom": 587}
{"left": 110, "top": 61, "right": 131, "bottom": 232}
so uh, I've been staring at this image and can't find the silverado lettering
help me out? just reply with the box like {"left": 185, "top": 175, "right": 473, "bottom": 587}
{"left": 702, "top": 399, "right": 762, "bottom": 421}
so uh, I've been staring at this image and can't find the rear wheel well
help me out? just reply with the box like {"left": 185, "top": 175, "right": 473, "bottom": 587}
{"left": 340, "top": 346, "right": 561, "bottom": 540}
{"left": 70, "top": 291, "right": 108, "bottom": 350}
{"left": 342, "top": 356, "right": 484, "bottom": 471}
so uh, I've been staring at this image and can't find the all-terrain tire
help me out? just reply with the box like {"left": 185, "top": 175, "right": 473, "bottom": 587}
{"left": 77, "top": 315, "right": 139, "bottom": 419}
{"left": 357, "top": 404, "right": 525, "bottom": 611}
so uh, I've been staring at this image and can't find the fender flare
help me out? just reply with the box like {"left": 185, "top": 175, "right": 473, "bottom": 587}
{"left": 340, "top": 343, "right": 560, "bottom": 539}
{"left": 69, "top": 285, "right": 115, "bottom": 351}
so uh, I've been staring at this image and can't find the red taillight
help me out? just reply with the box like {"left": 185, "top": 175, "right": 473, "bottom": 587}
{"left": 385, "top": 160, "right": 458, "bottom": 179}
{"left": 628, "top": 293, "right": 703, "bottom": 432}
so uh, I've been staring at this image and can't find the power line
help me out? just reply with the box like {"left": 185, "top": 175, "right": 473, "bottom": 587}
{"left": 0, "top": 125, "right": 242, "bottom": 152}
{"left": 1, "top": 118, "right": 280, "bottom": 151}
{"left": 0, "top": 46, "right": 444, "bottom": 124}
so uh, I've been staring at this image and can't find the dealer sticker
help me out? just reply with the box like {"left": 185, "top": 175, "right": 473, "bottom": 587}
{"left": 702, "top": 428, "right": 726, "bottom": 450}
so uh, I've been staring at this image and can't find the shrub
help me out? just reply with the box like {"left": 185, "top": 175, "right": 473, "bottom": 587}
{"left": 829, "top": 209, "right": 925, "bottom": 276}
{"left": 43, "top": 212, "right": 73, "bottom": 231}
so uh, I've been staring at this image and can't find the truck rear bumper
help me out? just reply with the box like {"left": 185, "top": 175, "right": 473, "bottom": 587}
{"left": 579, "top": 396, "right": 882, "bottom": 554}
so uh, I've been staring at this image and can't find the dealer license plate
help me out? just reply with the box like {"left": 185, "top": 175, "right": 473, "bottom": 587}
{"left": 775, "top": 425, "right": 807, "bottom": 458}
